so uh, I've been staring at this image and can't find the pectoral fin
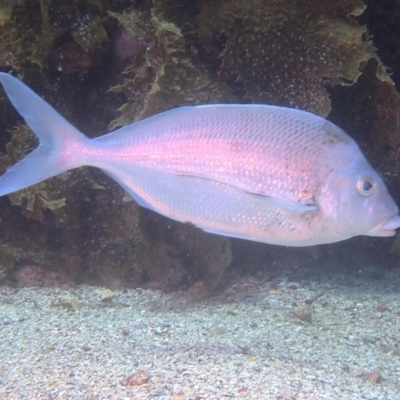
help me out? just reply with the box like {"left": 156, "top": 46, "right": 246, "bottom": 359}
{"left": 175, "top": 171, "right": 317, "bottom": 213}
{"left": 263, "top": 195, "right": 317, "bottom": 213}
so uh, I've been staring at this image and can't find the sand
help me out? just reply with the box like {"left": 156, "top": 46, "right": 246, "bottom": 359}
{"left": 1, "top": 260, "right": 400, "bottom": 400}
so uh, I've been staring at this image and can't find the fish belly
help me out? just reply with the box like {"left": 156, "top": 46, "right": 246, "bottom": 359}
{"left": 102, "top": 164, "right": 322, "bottom": 246}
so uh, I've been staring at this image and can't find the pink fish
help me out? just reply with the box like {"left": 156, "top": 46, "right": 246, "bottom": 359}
{"left": 0, "top": 73, "right": 399, "bottom": 246}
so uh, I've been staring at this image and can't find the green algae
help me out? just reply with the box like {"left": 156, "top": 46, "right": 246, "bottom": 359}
{"left": 0, "top": 0, "right": 399, "bottom": 291}
{"left": 197, "top": 0, "right": 378, "bottom": 116}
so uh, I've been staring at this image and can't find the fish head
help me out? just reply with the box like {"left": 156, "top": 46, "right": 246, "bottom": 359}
{"left": 317, "top": 154, "right": 400, "bottom": 240}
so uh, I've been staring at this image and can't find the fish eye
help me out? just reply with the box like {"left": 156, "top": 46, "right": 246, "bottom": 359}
{"left": 355, "top": 175, "right": 375, "bottom": 196}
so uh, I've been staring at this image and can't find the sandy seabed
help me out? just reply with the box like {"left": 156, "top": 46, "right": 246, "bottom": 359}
{"left": 0, "top": 259, "right": 400, "bottom": 400}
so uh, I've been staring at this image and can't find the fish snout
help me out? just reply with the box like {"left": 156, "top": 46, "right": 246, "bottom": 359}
{"left": 367, "top": 213, "right": 400, "bottom": 237}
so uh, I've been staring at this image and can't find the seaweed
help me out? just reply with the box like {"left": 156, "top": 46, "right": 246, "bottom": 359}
{"left": 196, "top": 0, "right": 383, "bottom": 116}
{"left": 0, "top": 0, "right": 399, "bottom": 290}
{"left": 108, "top": 2, "right": 232, "bottom": 129}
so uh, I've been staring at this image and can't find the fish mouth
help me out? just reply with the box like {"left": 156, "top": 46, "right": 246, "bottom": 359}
{"left": 367, "top": 214, "right": 400, "bottom": 237}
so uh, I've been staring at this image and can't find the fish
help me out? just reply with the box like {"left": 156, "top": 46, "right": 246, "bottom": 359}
{"left": 0, "top": 72, "right": 399, "bottom": 247}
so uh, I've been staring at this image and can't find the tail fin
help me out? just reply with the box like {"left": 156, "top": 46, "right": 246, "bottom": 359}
{"left": 0, "top": 73, "right": 88, "bottom": 197}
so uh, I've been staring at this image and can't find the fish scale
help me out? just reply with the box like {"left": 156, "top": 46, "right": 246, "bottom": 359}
{"left": 103, "top": 105, "right": 343, "bottom": 204}
{"left": 0, "top": 72, "right": 399, "bottom": 246}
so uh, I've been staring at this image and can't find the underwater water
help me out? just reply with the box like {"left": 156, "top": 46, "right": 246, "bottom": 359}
{"left": 0, "top": 0, "right": 400, "bottom": 398}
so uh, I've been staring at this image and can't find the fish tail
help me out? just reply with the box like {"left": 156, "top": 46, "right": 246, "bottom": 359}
{"left": 0, "top": 73, "right": 90, "bottom": 197}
